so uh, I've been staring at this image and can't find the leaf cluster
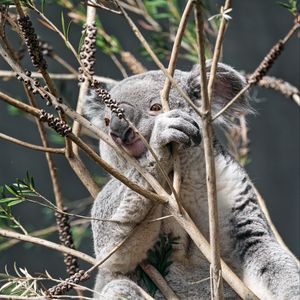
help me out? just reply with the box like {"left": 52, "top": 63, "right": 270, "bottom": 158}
{"left": 137, "top": 234, "right": 179, "bottom": 296}
{"left": 277, "top": 0, "right": 299, "bottom": 16}
{"left": 0, "top": 172, "right": 36, "bottom": 229}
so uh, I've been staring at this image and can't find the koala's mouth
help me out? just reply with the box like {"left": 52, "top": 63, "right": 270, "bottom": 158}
{"left": 121, "top": 138, "right": 146, "bottom": 157}
{"left": 111, "top": 134, "right": 146, "bottom": 158}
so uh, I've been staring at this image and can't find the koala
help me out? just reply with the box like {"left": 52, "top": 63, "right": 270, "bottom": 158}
{"left": 85, "top": 62, "right": 299, "bottom": 300}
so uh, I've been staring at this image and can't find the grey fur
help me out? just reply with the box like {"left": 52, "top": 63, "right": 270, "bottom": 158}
{"left": 85, "top": 63, "right": 299, "bottom": 299}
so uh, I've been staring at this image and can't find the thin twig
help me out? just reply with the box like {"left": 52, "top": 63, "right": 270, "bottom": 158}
{"left": 160, "top": 0, "right": 194, "bottom": 213}
{"left": 0, "top": 133, "right": 65, "bottom": 154}
{"left": 140, "top": 261, "right": 180, "bottom": 300}
{"left": 247, "top": 74, "right": 300, "bottom": 106}
{"left": 0, "top": 228, "right": 96, "bottom": 265}
{"left": 86, "top": 226, "right": 137, "bottom": 274}
{"left": 73, "top": 4, "right": 97, "bottom": 155}
{"left": 0, "top": 219, "right": 88, "bottom": 252}
{"left": 67, "top": 157, "right": 100, "bottom": 198}
{"left": 207, "top": 0, "right": 231, "bottom": 102}
{"left": 121, "top": 51, "right": 146, "bottom": 74}
{"left": 194, "top": 2, "right": 224, "bottom": 299}
{"left": 0, "top": 70, "right": 116, "bottom": 83}
{"left": 111, "top": 53, "right": 128, "bottom": 78}
{"left": 52, "top": 53, "right": 78, "bottom": 75}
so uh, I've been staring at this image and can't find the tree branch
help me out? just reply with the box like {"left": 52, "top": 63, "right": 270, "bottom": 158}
{"left": 194, "top": 2, "right": 224, "bottom": 299}
{"left": 0, "top": 228, "right": 96, "bottom": 265}
{"left": 213, "top": 21, "right": 300, "bottom": 121}
{"left": 160, "top": 0, "right": 194, "bottom": 211}
{"left": 0, "top": 133, "right": 65, "bottom": 154}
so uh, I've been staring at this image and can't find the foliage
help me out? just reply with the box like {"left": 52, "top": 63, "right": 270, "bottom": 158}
{"left": 277, "top": 0, "right": 299, "bottom": 16}
{"left": 0, "top": 172, "right": 35, "bottom": 231}
{"left": 137, "top": 234, "right": 179, "bottom": 296}
{"left": 0, "top": 267, "right": 43, "bottom": 297}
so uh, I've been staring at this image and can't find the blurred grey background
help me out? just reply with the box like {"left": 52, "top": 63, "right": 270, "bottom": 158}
{"left": 0, "top": 0, "right": 299, "bottom": 290}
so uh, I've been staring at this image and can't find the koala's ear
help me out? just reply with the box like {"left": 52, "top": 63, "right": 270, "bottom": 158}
{"left": 83, "top": 81, "right": 117, "bottom": 128}
{"left": 186, "top": 61, "right": 253, "bottom": 126}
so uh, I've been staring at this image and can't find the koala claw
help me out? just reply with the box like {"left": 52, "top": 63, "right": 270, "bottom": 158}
{"left": 151, "top": 110, "right": 201, "bottom": 149}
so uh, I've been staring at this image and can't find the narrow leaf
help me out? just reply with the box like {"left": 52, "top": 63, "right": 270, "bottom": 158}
{"left": 61, "top": 11, "right": 66, "bottom": 39}
{"left": 66, "top": 20, "right": 73, "bottom": 42}
{"left": 4, "top": 185, "right": 18, "bottom": 196}
{"left": 7, "top": 199, "right": 24, "bottom": 206}
{"left": 0, "top": 198, "right": 19, "bottom": 203}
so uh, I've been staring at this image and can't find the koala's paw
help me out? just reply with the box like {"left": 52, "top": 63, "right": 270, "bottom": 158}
{"left": 151, "top": 110, "right": 201, "bottom": 149}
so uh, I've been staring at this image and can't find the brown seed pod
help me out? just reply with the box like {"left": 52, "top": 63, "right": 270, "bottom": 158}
{"left": 18, "top": 16, "right": 47, "bottom": 70}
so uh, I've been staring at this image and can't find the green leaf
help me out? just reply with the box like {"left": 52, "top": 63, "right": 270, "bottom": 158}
{"left": 61, "top": 11, "right": 66, "bottom": 39}
{"left": 49, "top": 132, "right": 65, "bottom": 145}
{"left": 277, "top": 0, "right": 298, "bottom": 15}
{"left": 6, "top": 105, "right": 22, "bottom": 116}
{"left": 66, "top": 20, "right": 73, "bottom": 42}
{"left": 0, "top": 198, "right": 19, "bottom": 203}
{"left": 0, "top": 0, "right": 14, "bottom": 4}
{"left": 41, "top": 0, "right": 46, "bottom": 14}
{"left": 277, "top": 2, "right": 291, "bottom": 8}
{"left": 77, "top": 29, "right": 86, "bottom": 54}
{"left": 7, "top": 199, "right": 24, "bottom": 206}
{"left": 4, "top": 185, "right": 18, "bottom": 197}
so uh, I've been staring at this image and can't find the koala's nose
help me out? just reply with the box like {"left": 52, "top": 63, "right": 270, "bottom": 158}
{"left": 110, "top": 104, "right": 136, "bottom": 144}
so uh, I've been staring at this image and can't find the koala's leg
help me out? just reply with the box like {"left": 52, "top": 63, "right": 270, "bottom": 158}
{"left": 94, "top": 268, "right": 148, "bottom": 300}
{"left": 229, "top": 173, "right": 300, "bottom": 299}
{"left": 92, "top": 177, "right": 162, "bottom": 299}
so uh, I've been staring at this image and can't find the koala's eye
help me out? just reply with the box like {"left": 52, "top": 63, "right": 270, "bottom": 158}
{"left": 150, "top": 103, "right": 162, "bottom": 112}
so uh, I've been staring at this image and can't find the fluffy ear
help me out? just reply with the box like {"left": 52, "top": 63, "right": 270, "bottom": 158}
{"left": 83, "top": 81, "right": 118, "bottom": 129}
{"left": 186, "top": 61, "right": 253, "bottom": 126}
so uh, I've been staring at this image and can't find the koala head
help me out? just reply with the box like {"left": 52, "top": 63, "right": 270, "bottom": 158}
{"left": 85, "top": 62, "right": 251, "bottom": 165}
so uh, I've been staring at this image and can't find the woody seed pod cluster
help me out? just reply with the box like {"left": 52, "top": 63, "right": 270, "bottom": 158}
{"left": 55, "top": 209, "right": 79, "bottom": 276}
{"left": 92, "top": 80, "right": 124, "bottom": 119}
{"left": 15, "top": 71, "right": 40, "bottom": 94}
{"left": 39, "top": 109, "right": 71, "bottom": 136}
{"left": 18, "top": 16, "right": 47, "bottom": 70}
{"left": 255, "top": 75, "right": 300, "bottom": 100}
{"left": 249, "top": 40, "right": 284, "bottom": 84}
{"left": 78, "top": 22, "right": 97, "bottom": 83}
{"left": 39, "top": 40, "right": 53, "bottom": 57}
{"left": 47, "top": 269, "right": 90, "bottom": 296}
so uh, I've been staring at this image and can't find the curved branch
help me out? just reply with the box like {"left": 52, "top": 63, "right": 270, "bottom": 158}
{"left": 0, "top": 133, "right": 65, "bottom": 154}
{"left": 0, "top": 228, "right": 96, "bottom": 265}
{"left": 247, "top": 74, "right": 300, "bottom": 106}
